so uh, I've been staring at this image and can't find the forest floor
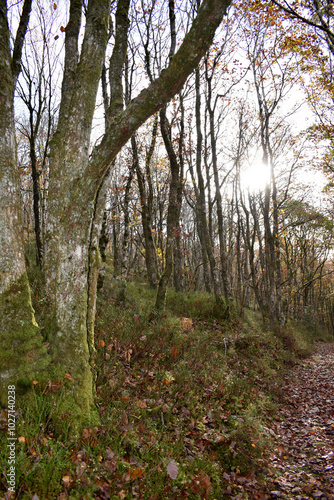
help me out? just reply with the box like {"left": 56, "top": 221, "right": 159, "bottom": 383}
{"left": 1, "top": 273, "right": 334, "bottom": 499}
{"left": 261, "top": 342, "right": 334, "bottom": 500}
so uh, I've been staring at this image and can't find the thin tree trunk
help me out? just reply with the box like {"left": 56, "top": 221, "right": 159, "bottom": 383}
{"left": 195, "top": 68, "right": 222, "bottom": 306}
{"left": 132, "top": 126, "right": 158, "bottom": 289}
{"left": 206, "top": 69, "right": 231, "bottom": 309}
{"left": 30, "top": 139, "right": 43, "bottom": 266}
{"left": 155, "top": 105, "right": 182, "bottom": 309}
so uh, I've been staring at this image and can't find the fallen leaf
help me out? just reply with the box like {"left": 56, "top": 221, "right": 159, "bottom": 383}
{"left": 200, "top": 474, "right": 211, "bottom": 488}
{"left": 166, "top": 460, "right": 178, "bottom": 479}
{"left": 62, "top": 475, "right": 71, "bottom": 487}
{"left": 124, "top": 349, "right": 132, "bottom": 362}
{"left": 75, "top": 462, "right": 86, "bottom": 478}
{"left": 129, "top": 467, "right": 145, "bottom": 479}
{"left": 136, "top": 400, "right": 147, "bottom": 409}
{"left": 181, "top": 317, "right": 193, "bottom": 332}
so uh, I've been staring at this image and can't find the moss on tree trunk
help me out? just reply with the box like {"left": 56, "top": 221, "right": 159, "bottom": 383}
{"left": 0, "top": 274, "right": 49, "bottom": 405}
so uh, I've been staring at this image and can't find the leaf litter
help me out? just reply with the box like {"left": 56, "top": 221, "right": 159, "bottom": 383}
{"left": 263, "top": 342, "right": 334, "bottom": 500}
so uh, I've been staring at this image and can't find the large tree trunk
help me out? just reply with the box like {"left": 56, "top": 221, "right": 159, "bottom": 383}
{"left": 44, "top": 0, "right": 111, "bottom": 425}
{"left": 0, "top": 0, "right": 49, "bottom": 405}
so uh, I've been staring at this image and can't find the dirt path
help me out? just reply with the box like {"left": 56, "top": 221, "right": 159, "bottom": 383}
{"left": 264, "top": 342, "right": 334, "bottom": 500}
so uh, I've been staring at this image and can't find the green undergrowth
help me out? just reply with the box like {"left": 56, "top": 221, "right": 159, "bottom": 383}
{"left": 0, "top": 265, "right": 330, "bottom": 499}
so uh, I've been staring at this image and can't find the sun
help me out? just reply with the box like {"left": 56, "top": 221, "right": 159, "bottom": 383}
{"left": 241, "top": 161, "right": 271, "bottom": 193}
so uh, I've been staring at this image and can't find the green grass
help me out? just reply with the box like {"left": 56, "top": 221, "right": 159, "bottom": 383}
{"left": 0, "top": 263, "right": 331, "bottom": 499}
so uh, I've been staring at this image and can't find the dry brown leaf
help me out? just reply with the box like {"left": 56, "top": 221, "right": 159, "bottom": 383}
{"left": 136, "top": 400, "right": 147, "bottom": 409}
{"left": 181, "top": 317, "right": 193, "bottom": 332}
{"left": 62, "top": 475, "right": 71, "bottom": 487}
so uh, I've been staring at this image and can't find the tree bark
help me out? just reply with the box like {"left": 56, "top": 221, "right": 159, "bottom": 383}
{"left": 44, "top": 0, "right": 111, "bottom": 426}
{"left": 173, "top": 93, "right": 185, "bottom": 292}
{"left": 0, "top": 0, "right": 49, "bottom": 405}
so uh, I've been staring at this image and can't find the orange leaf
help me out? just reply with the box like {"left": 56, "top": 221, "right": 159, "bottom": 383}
{"left": 136, "top": 400, "right": 147, "bottom": 409}
{"left": 64, "top": 373, "right": 73, "bottom": 381}
{"left": 60, "top": 26, "right": 66, "bottom": 32}
{"left": 62, "top": 475, "right": 71, "bottom": 487}
{"left": 18, "top": 436, "right": 25, "bottom": 443}
{"left": 171, "top": 345, "right": 177, "bottom": 358}
{"left": 129, "top": 467, "right": 145, "bottom": 479}
{"left": 53, "top": 2, "right": 57, "bottom": 9}
{"left": 32, "top": 380, "right": 38, "bottom": 385}
{"left": 98, "top": 340, "right": 105, "bottom": 347}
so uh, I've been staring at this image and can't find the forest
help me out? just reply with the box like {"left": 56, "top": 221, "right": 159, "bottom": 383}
{"left": 0, "top": 0, "right": 334, "bottom": 498}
